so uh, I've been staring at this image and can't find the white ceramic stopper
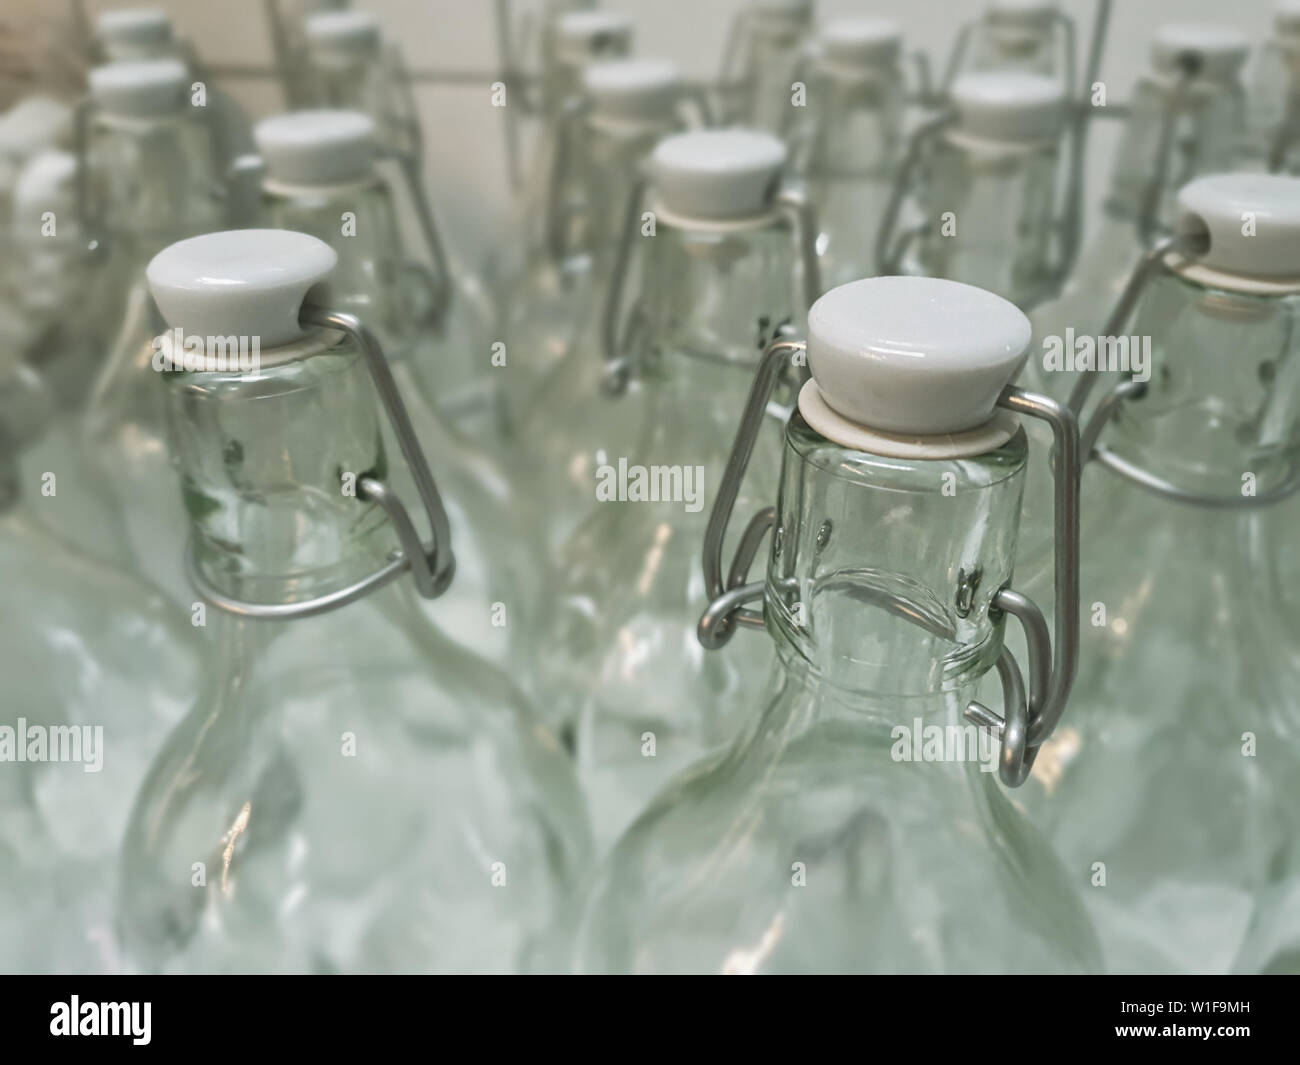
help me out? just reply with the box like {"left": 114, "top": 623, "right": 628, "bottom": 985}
{"left": 147, "top": 230, "right": 339, "bottom": 349}
{"left": 584, "top": 59, "right": 681, "bottom": 123}
{"left": 805, "top": 276, "right": 1031, "bottom": 437}
{"left": 89, "top": 59, "right": 188, "bottom": 119}
{"left": 553, "top": 11, "right": 633, "bottom": 67}
{"left": 650, "top": 129, "right": 787, "bottom": 219}
{"left": 1176, "top": 173, "right": 1300, "bottom": 278}
{"left": 254, "top": 110, "right": 375, "bottom": 186}
{"left": 820, "top": 18, "right": 902, "bottom": 67}
{"left": 305, "top": 11, "right": 382, "bottom": 66}
{"left": 1151, "top": 25, "right": 1250, "bottom": 80}
{"left": 96, "top": 8, "right": 173, "bottom": 60}
{"left": 950, "top": 71, "right": 1066, "bottom": 142}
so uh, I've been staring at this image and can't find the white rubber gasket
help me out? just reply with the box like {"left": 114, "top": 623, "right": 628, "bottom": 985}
{"left": 797, "top": 379, "right": 1019, "bottom": 459}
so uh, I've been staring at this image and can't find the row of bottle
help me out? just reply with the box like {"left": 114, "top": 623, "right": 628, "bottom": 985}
{"left": 1, "top": 0, "right": 1298, "bottom": 974}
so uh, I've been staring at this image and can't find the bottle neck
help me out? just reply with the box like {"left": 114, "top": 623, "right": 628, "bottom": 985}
{"left": 762, "top": 411, "right": 1027, "bottom": 714}
{"left": 164, "top": 329, "right": 398, "bottom": 608}
{"left": 1104, "top": 272, "right": 1300, "bottom": 497}
{"left": 800, "top": 67, "right": 903, "bottom": 178}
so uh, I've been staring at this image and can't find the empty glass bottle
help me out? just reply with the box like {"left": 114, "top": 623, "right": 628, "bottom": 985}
{"left": 527, "top": 129, "right": 822, "bottom": 848}
{"left": 1022, "top": 173, "right": 1300, "bottom": 974}
{"left": 251, "top": 108, "right": 537, "bottom": 666}
{"left": 943, "top": 0, "right": 1074, "bottom": 89}
{"left": 718, "top": 0, "right": 813, "bottom": 132}
{"left": 24, "top": 58, "right": 227, "bottom": 601}
{"left": 1246, "top": 3, "right": 1300, "bottom": 172}
{"left": 92, "top": 7, "right": 254, "bottom": 165}
{"left": 301, "top": 10, "right": 422, "bottom": 163}
{"left": 118, "top": 229, "right": 591, "bottom": 974}
{"left": 879, "top": 71, "right": 1068, "bottom": 312}
{"left": 500, "top": 57, "right": 689, "bottom": 432}
{"left": 786, "top": 18, "right": 904, "bottom": 291}
{"left": 1027, "top": 25, "right": 1251, "bottom": 406}
{"left": 572, "top": 275, "right": 1100, "bottom": 974}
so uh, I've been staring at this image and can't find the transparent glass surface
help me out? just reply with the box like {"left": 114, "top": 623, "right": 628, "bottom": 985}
{"left": 1019, "top": 274, "right": 1300, "bottom": 974}
{"left": 1109, "top": 72, "right": 1247, "bottom": 233}
{"left": 118, "top": 339, "right": 593, "bottom": 973}
{"left": 303, "top": 49, "right": 421, "bottom": 161}
{"left": 1245, "top": 39, "right": 1300, "bottom": 172}
{"left": 793, "top": 64, "right": 903, "bottom": 291}
{"left": 572, "top": 415, "right": 1103, "bottom": 973}
{"left": 965, "top": 22, "right": 1062, "bottom": 80}
{"left": 731, "top": 13, "right": 811, "bottom": 133}
{"left": 527, "top": 215, "right": 800, "bottom": 848}
{"left": 908, "top": 133, "right": 1059, "bottom": 310}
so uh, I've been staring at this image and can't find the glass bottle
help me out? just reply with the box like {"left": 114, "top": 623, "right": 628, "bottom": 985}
{"left": 880, "top": 71, "right": 1067, "bottom": 313}
{"left": 92, "top": 7, "right": 254, "bottom": 165}
{"left": 489, "top": 12, "right": 635, "bottom": 410}
{"left": 0, "top": 348, "right": 199, "bottom": 975}
{"left": 250, "top": 108, "right": 538, "bottom": 667}
{"left": 718, "top": 0, "right": 813, "bottom": 133}
{"left": 301, "top": 10, "right": 422, "bottom": 163}
{"left": 1021, "top": 173, "right": 1300, "bottom": 974}
{"left": 787, "top": 18, "right": 904, "bottom": 291}
{"left": 527, "top": 129, "right": 821, "bottom": 848}
{"left": 118, "top": 229, "right": 591, "bottom": 974}
{"left": 1245, "top": 3, "right": 1300, "bottom": 172}
{"left": 572, "top": 275, "right": 1101, "bottom": 974}
{"left": 500, "top": 57, "right": 688, "bottom": 434}
{"left": 944, "top": 0, "right": 1073, "bottom": 87}
{"left": 22, "top": 58, "right": 227, "bottom": 602}
{"left": 1028, "top": 24, "right": 1252, "bottom": 404}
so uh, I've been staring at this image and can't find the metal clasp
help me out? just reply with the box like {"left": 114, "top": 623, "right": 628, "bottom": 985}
{"left": 189, "top": 306, "right": 455, "bottom": 620}
{"left": 697, "top": 337, "right": 807, "bottom": 649}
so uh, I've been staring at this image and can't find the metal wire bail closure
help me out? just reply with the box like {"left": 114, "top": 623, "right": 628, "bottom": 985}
{"left": 188, "top": 305, "right": 456, "bottom": 621}
{"left": 1069, "top": 231, "right": 1300, "bottom": 508}
{"left": 698, "top": 337, "right": 807, "bottom": 649}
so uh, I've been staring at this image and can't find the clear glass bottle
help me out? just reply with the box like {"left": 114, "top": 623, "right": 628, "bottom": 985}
{"left": 787, "top": 18, "right": 904, "bottom": 291}
{"left": 572, "top": 276, "right": 1101, "bottom": 974}
{"left": 949, "top": 0, "right": 1071, "bottom": 85}
{"left": 884, "top": 72, "right": 1067, "bottom": 312}
{"left": 18, "top": 59, "right": 226, "bottom": 601}
{"left": 527, "top": 130, "right": 813, "bottom": 848}
{"left": 300, "top": 11, "right": 422, "bottom": 164}
{"left": 92, "top": 7, "right": 255, "bottom": 165}
{"left": 1245, "top": 3, "right": 1300, "bottom": 172}
{"left": 1021, "top": 174, "right": 1300, "bottom": 974}
{"left": 719, "top": 0, "right": 814, "bottom": 133}
{"left": 118, "top": 229, "right": 591, "bottom": 974}
{"left": 251, "top": 108, "right": 538, "bottom": 667}
{"left": 500, "top": 57, "right": 688, "bottom": 434}
{"left": 0, "top": 349, "right": 199, "bottom": 975}
{"left": 490, "top": 15, "right": 637, "bottom": 421}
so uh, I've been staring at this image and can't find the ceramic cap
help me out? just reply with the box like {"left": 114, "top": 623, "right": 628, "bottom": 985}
{"left": 147, "top": 229, "right": 339, "bottom": 349}
{"left": 1176, "top": 172, "right": 1300, "bottom": 278}
{"left": 584, "top": 59, "right": 681, "bottom": 122}
{"left": 305, "top": 10, "right": 382, "bottom": 64}
{"left": 820, "top": 18, "right": 903, "bottom": 66}
{"left": 89, "top": 59, "right": 188, "bottom": 119}
{"left": 949, "top": 71, "right": 1066, "bottom": 141}
{"left": 650, "top": 128, "right": 786, "bottom": 219}
{"left": 254, "top": 110, "right": 375, "bottom": 186}
{"left": 553, "top": 11, "right": 633, "bottom": 66}
{"left": 805, "top": 276, "right": 1031, "bottom": 436}
{"left": 1151, "top": 25, "right": 1250, "bottom": 79}
{"left": 95, "top": 8, "right": 173, "bottom": 58}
